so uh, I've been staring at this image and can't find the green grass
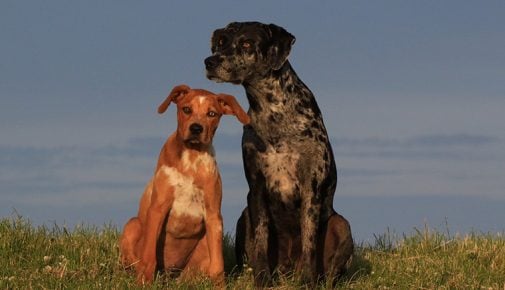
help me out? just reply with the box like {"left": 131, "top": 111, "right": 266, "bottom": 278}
{"left": 1, "top": 216, "right": 504, "bottom": 289}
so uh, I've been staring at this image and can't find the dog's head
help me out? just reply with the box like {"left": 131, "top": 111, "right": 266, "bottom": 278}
{"left": 204, "top": 22, "right": 295, "bottom": 84}
{"left": 158, "top": 84, "right": 250, "bottom": 149}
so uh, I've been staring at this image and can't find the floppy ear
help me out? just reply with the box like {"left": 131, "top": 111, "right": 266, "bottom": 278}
{"left": 211, "top": 28, "right": 226, "bottom": 53}
{"left": 157, "top": 84, "right": 191, "bottom": 114}
{"left": 266, "top": 23, "right": 296, "bottom": 70}
{"left": 217, "top": 94, "right": 250, "bottom": 125}
{"left": 224, "top": 22, "right": 242, "bottom": 32}
{"left": 210, "top": 29, "right": 224, "bottom": 53}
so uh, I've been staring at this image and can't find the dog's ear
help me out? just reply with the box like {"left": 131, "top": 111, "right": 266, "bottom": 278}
{"left": 217, "top": 94, "right": 250, "bottom": 125}
{"left": 158, "top": 84, "right": 191, "bottom": 114}
{"left": 266, "top": 23, "right": 296, "bottom": 70}
{"left": 225, "top": 22, "right": 242, "bottom": 32}
{"left": 210, "top": 28, "right": 226, "bottom": 53}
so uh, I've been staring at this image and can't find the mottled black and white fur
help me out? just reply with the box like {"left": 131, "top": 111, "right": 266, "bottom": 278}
{"left": 205, "top": 21, "right": 353, "bottom": 284}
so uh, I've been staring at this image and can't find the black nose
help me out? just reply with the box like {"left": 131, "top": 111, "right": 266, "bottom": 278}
{"left": 189, "top": 123, "right": 203, "bottom": 135}
{"left": 204, "top": 56, "right": 220, "bottom": 70}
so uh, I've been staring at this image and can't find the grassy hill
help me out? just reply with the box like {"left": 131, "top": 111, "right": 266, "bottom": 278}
{"left": 1, "top": 216, "right": 504, "bottom": 289}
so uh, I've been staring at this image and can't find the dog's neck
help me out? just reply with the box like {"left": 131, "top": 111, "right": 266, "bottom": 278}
{"left": 243, "top": 62, "right": 296, "bottom": 97}
{"left": 243, "top": 62, "right": 319, "bottom": 113}
{"left": 182, "top": 142, "right": 212, "bottom": 153}
{"left": 242, "top": 61, "right": 325, "bottom": 137}
{"left": 157, "top": 133, "right": 216, "bottom": 172}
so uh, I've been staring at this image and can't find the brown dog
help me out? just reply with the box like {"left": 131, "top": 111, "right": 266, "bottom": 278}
{"left": 119, "top": 84, "right": 249, "bottom": 285}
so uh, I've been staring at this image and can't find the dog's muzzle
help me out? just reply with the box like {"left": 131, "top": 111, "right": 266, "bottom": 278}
{"left": 204, "top": 56, "right": 222, "bottom": 71}
{"left": 189, "top": 123, "right": 203, "bottom": 135}
{"left": 185, "top": 123, "right": 205, "bottom": 145}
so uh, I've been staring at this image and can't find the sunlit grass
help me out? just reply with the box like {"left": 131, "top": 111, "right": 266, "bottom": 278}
{"left": 1, "top": 216, "right": 504, "bottom": 289}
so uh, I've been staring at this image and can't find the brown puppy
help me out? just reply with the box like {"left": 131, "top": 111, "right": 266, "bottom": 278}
{"left": 119, "top": 84, "right": 249, "bottom": 285}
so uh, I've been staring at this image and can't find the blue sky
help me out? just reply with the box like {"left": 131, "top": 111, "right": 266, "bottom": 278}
{"left": 1, "top": 1, "right": 504, "bottom": 242}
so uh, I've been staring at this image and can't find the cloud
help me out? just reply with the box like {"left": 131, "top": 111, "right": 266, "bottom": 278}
{"left": 329, "top": 132, "right": 505, "bottom": 199}
{"left": 333, "top": 133, "right": 499, "bottom": 149}
{"left": 0, "top": 132, "right": 247, "bottom": 230}
{"left": 406, "top": 133, "right": 499, "bottom": 147}
{"left": 0, "top": 139, "right": 157, "bottom": 205}
{"left": 2, "top": 130, "right": 504, "bottom": 234}
{"left": 1, "top": 132, "right": 501, "bottom": 198}
{"left": 339, "top": 168, "right": 399, "bottom": 179}
{"left": 0, "top": 133, "right": 245, "bottom": 204}
{"left": 332, "top": 133, "right": 501, "bottom": 161}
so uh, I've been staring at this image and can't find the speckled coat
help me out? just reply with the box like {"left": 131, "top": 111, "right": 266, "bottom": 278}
{"left": 205, "top": 22, "right": 353, "bottom": 284}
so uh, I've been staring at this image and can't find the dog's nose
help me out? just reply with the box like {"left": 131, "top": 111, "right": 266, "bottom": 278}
{"left": 204, "top": 56, "right": 220, "bottom": 70}
{"left": 189, "top": 123, "right": 203, "bottom": 135}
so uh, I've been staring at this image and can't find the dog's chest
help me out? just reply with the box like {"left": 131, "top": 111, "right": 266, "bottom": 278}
{"left": 259, "top": 145, "right": 300, "bottom": 203}
{"left": 159, "top": 152, "right": 217, "bottom": 238}
{"left": 159, "top": 166, "right": 206, "bottom": 220}
{"left": 160, "top": 150, "right": 215, "bottom": 216}
{"left": 160, "top": 164, "right": 211, "bottom": 239}
{"left": 250, "top": 92, "right": 318, "bottom": 139}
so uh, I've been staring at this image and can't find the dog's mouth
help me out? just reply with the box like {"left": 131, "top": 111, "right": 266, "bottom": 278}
{"left": 206, "top": 70, "right": 242, "bottom": 85}
{"left": 184, "top": 135, "right": 212, "bottom": 149}
{"left": 185, "top": 136, "right": 202, "bottom": 145}
{"left": 205, "top": 72, "right": 225, "bottom": 83}
{"left": 205, "top": 58, "right": 243, "bottom": 84}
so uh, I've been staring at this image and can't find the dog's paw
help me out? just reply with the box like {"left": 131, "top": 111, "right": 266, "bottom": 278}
{"left": 135, "top": 261, "right": 156, "bottom": 285}
{"left": 209, "top": 268, "right": 225, "bottom": 286}
{"left": 296, "top": 256, "right": 317, "bottom": 284}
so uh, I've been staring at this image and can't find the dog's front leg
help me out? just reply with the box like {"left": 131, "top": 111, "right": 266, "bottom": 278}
{"left": 247, "top": 189, "right": 272, "bottom": 285}
{"left": 135, "top": 204, "right": 166, "bottom": 284}
{"left": 136, "top": 179, "right": 173, "bottom": 285}
{"left": 242, "top": 129, "right": 273, "bottom": 285}
{"left": 204, "top": 177, "right": 225, "bottom": 284}
{"left": 299, "top": 190, "right": 321, "bottom": 282}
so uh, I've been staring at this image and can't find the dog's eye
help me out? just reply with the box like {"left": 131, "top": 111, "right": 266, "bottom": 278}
{"left": 217, "top": 36, "right": 228, "bottom": 48}
{"left": 207, "top": 111, "right": 218, "bottom": 118}
{"left": 182, "top": 107, "right": 192, "bottom": 115}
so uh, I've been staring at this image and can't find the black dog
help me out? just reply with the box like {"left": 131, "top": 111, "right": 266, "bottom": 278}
{"left": 205, "top": 22, "right": 353, "bottom": 284}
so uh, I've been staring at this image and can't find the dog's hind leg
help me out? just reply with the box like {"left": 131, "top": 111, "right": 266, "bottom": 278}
{"left": 323, "top": 213, "right": 353, "bottom": 279}
{"left": 235, "top": 209, "right": 247, "bottom": 272}
{"left": 120, "top": 217, "right": 142, "bottom": 268}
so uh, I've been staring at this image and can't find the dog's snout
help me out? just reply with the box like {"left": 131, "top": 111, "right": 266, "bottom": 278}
{"left": 189, "top": 123, "right": 204, "bottom": 135}
{"left": 204, "top": 56, "right": 221, "bottom": 70}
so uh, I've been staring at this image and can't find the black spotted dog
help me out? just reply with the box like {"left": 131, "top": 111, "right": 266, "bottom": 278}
{"left": 205, "top": 22, "right": 353, "bottom": 284}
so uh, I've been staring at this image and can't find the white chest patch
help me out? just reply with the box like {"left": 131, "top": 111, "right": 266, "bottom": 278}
{"left": 261, "top": 148, "right": 300, "bottom": 203}
{"left": 159, "top": 166, "right": 205, "bottom": 218}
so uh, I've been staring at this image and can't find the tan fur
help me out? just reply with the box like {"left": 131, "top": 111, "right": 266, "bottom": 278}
{"left": 119, "top": 84, "right": 249, "bottom": 285}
